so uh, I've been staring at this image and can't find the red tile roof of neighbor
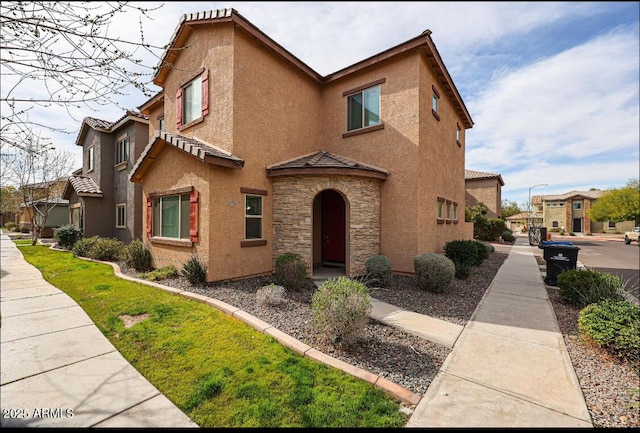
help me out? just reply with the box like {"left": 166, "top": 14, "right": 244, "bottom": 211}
{"left": 465, "top": 169, "right": 505, "bottom": 186}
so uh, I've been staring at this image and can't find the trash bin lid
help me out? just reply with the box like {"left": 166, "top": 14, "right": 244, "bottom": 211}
{"left": 538, "top": 241, "right": 574, "bottom": 248}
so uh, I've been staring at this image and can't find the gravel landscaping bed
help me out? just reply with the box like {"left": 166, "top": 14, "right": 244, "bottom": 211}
{"left": 117, "top": 248, "right": 638, "bottom": 427}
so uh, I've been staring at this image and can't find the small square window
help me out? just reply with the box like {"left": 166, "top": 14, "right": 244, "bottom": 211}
{"left": 608, "top": 221, "right": 616, "bottom": 229}
{"left": 573, "top": 201, "right": 582, "bottom": 210}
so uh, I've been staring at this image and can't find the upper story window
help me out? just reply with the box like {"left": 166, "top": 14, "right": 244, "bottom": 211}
{"left": 347, "top": 85, "right": 381, "bottom": 132}
{"left": 116, "top": 137, "right": 129, "bottom": 165}
{"left": 158, "top": 116, "right": 165, "bottom": 132}
{"left": 456, "top": 123, "right": 461, "bottom": 146}
{"left": 88, "top": 146, "right": 94, "bottom": 172}
{"left": 432, "top": 85, "right": 440, "bottom": 121}
{"left": 176, "top": 69, "right": 209, "bottom": 128}
{"left": 573, "top": 200, "right": 582, "bottom": 210}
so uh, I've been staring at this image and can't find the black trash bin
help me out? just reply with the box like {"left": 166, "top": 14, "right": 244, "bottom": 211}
{"left": 538, "top": 242, "right": 580, "bottom": 286}
{"left": 529, "top": 226, "right": 548, "bottom": 246}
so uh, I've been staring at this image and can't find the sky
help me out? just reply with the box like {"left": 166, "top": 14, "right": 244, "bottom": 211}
{"left": 3, "top": 1, "right": 639, "bottom": 207}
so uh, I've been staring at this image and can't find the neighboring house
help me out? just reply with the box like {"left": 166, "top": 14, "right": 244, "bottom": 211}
{"left": 17, "top": 178, "right": 69, "bottom": 236}
{"left": 63, "top": 111, "right": 149, "bottom": 243}
{"left": 505, "top": 211, "right": 543, "bottom": 233}
{"left": 464, "top": 169, "right": 504, "bottom": 219}
{"left": 129, "top": 8, "right": 474, "bottom": 282}
{"left": 532, "top": 190, "right": 635, "bottom": 234}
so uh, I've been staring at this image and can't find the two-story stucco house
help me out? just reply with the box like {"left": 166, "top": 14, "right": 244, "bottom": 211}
{"left": 464, "top": 169, "right": 505, "bottom": 219}
{"left": 129, "top": 8, "right": 474, "bottom": 282}
{"left": 532, "top": 190, "right": 636, "bottom": 234}
{"left": 63, "top": 111, "right": 149, "bottom": 243}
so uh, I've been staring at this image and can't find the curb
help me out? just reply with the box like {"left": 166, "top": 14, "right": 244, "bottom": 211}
{"left": 48, "top": 244, "right": 422, "bottom": 407}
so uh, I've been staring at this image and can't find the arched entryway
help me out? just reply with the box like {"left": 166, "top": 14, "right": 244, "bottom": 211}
{"left": 313, "top": 189, "right": 347, "bottom": 278}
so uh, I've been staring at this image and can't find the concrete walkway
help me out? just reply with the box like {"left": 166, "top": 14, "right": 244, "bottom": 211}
{"left": 0, "top": 234, "right": 198, "bottom": 428}
{"left": 403, "top": 236, "right": 592, "bottom": 428}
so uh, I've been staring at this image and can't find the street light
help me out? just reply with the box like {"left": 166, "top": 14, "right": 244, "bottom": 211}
{"left": 528, "top": 183, "right": 549, "bottom": 231}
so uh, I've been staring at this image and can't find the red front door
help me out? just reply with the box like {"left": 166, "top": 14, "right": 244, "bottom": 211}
{"left": 321, "top": 190, "right": 345, "bottom": 263}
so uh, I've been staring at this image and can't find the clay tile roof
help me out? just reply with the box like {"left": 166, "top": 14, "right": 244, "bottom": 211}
{"left": 129, "top": 131, "right": 244, "bottom": 183}
{"left": 266, "top": 150, "right": 389, "bottom": 179}
{"left": 465, "top": 169, "right": 505, "bottom": 186}
{"left": 157, "top": 132, "right": 244, "bottom": 165}
{"left": 537, "top": 190, "right": 603, "bottom": 201}
{"left": 67, "top": 176, "right": 103, "bottom": 197}
{"left": 83, "top": 116, "right": 113, "bottom": 131}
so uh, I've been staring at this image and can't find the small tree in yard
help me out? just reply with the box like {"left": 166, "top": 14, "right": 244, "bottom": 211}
{"left": 3, "top": 133, "right": 74, "bottom": 245}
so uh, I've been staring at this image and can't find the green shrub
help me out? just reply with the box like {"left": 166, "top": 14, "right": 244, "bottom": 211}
{"left": 578, "top": 299, "right": 639, "bottom": 364}
{"left": 256, "top": 284, "right": 286, "bottom": 307}
{"left": 72, "top": 236, "right": 98, "bottom": 257}
{"left": 142, "top": 265, "right": 178, "bottom": 281}
{"left": 501, "top": 231, "right": 515, "bottom": 242}
{"left": 54, "top": 224, "right": 82, "bottom": 249}
{"left": 444, "top": 240, "right": 483, "bottom": 266}
{"left": 20, "top": 226, "right": 30, "bottom": 233}
{"left": 72, "top": 236, "right": 124, "bottom": 261}
{"left": 453, "top": 258, "right": 474, "bottom": 279}
{"left": 273, "top": 252, "right": 308, "bottom": 291}
{"left": 4, "top": 222, "right": 17, "bottom": 231}
{"left": 123, "top": 239, "right": 152, "bottom": 272}
{"left": 414, "top": 253, "right": 455, "bottom": 293}
{"left": 474, "top": 217, "right": 507, "bottom": 241}
{"left": 365, "top": 254, "right": 393, "bottom": 287}
{"left": 474, "top": 240, "right": 489, "bottom": 262}
{"left": 182, "top": 254, "right": 208, "bottom": 286}
{"left": 311, "top": 276, "right": 371, "bottom": 345}
{"left": 557, "top": 269, "right": 625, "bottom": 308}
{"left": 481, "top": 241, "right": 495, "bottom": 253}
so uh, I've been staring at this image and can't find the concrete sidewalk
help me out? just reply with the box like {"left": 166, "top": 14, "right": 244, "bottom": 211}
{"left": 0, "top": 233, "right": 198, "bottom": 428}
{"left": 402, "top": 236, "right": 592, "bottom": 428}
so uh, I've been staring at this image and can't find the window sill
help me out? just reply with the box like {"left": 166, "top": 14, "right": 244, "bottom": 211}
{"left": 115, "top": 161, "right": 128, "bottom": 171}
{"left": 432, "top": 110, "right": 440, "bottom": 121}
{"left": 446, "top": 220, "right": 452, "bottom": 224}
{"left": 453, "top": 220, "right": 459, "bottom": 224}
{"left": 150, "top": 237, "right": 193, "bottom": 247}
{"left": 437, "top": 218, "right": 445, "bottom": 224}
{"left": 241, "top": 239, "right": 267, "bottom": 248}
{"left": 116, "top": 226, "right": 126, "bottom": 229}
{"left": 342, "top": 123, "right": 384, "bottom": 138}
{"left": 178, "top": 116, "right": 204, "bottom": 131}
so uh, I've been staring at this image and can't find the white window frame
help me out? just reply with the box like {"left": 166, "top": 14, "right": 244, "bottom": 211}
{"left": 245, "top": 195, "right": 263, "bottom": 240}
{"left": 453, "top": 203, "right": 458, "bottom": 221}
{"left": 116, "top": 203, "right": 126, "bottom": 228}
{"left": 88, "top": 146, "right": 94, "bottom": 171}
{"left": 183, "top": 75, "right": 202, "bottom": 125}
{"left": 153, "top": 194, "right": 190, "bottom": 239}
{"left": 116, "top": 137, "right": 129, "bottom": 165}
{"left": 346, "top": 85, "right": 381, "bottom": 132}
{"left": 573, "top": 201, "right": 582, "bottom": 210}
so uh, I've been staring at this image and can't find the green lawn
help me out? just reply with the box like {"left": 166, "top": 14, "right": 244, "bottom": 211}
{"left": 17, "top": 245, "right": 408, "bottom": 428}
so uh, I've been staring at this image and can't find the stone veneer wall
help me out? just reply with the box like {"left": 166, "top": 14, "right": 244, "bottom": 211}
{"left": 271, "top": 175, "right": 382, "bottom": 276}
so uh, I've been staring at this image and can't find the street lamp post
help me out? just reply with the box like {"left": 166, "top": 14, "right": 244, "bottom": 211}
{"left": 528, "top": 183, "right": 549, "bottom": 232}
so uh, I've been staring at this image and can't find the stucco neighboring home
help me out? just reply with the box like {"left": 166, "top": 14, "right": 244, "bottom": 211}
{"left": 532, "top": 190, "right": 635, "bottom": 234}
{"left": 130, "top": 8, "right": 475, "bottom": 282}
{"left": 464, "top": 169, "right": 505, "bottom": 219}
{"left": 17, "top": 178, "right": 69, "bottom": 236}
{"left": 505, "top": 211, "right": 543, "bottom": 233}
{"left": 63, "top": 111, "right": 149, "bottom": 243}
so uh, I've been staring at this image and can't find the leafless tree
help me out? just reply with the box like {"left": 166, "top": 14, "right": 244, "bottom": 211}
{"left": 1, "top": 1, "right": 167, "bottom": 151}
{"left": 4, "top": 131, "right": 75, "bottom": 245}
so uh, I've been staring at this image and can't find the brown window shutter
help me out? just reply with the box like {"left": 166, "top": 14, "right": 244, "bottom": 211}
{"left": 201, "top": 69, "right": 209, "bottom": 116}
{"left": 176, "top": 87, "right": 183, "bottom": 126}
{"left": 146, "top": 197, "right": 152, "bottom": 237}
{"left": 190, "top": 190, "right": 199, "bottom": 242}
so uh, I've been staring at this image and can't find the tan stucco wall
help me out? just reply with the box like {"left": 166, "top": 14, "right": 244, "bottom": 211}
{"left": 465, "top": 178, "right": 502, "bottom": 218}
{"left": 140, "top": 21, "right": 472, "bottom": 279}
{"left": 271, "top": 175, "right": 381, "bottom": 277}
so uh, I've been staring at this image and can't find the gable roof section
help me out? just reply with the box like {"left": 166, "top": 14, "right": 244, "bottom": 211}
{"left": 154, "top": 8, "right": 473, "bottom": 128}
{"left": 75, "top": 111, "right": 149, "bottom": 145}
{"left": 266, "top": 150, "right": 389, "bottom": 180}
{"left": 130, "top": 131, "right": 244, "bottom": 183}
{"left": 465, "top": 169, "right": 505, "bottom": 186}
{"left": 63, "top": 176, "right": 104, "bottom": 199}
